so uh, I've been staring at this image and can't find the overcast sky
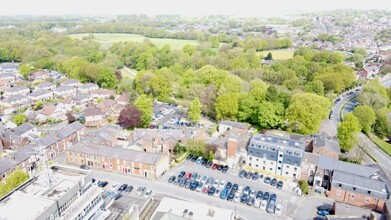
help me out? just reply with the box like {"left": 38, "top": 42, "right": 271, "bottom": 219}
{"left": 0, "top": 0, "right": 390, "bottom": 17}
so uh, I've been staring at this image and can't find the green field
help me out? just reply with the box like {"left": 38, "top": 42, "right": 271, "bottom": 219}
{"left": 70, "top": 33, "right": 198, "bottom": 49}
{"left": 258, "top": 49, "right": 294, "bottom": 60}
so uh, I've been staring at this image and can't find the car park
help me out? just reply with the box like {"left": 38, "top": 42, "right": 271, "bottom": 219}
{"left": 239, "top": 170, "right": 246, "bottom": 178}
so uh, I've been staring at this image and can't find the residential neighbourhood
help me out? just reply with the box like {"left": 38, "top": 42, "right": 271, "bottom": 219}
{"left": 0, "top": 7, "right": 391, "bottom": 220}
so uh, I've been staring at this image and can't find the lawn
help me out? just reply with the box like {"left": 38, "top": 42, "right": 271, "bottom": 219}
{"left": 368, "top": 133, "right": 391, "bottom": 156}
{"left": 258, "top": 49, "right": 294, "bottom": 60}
{"left": 69, "top": 33, "right": 198, "bottom": 49}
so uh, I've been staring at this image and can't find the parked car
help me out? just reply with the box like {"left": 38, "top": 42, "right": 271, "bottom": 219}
{"left": 179, "top": 178, "right": 186, "bottom": 187}
{"left": 196, "top": 174, "right": 202, "bottom": 182}
{"left": 201, "top": 175, "right": 208, "bottom": 184}
{"left": 242, "top": 186, "right": 250, "bottom": 195}
{"left": 113, "top": 193, "right": 122, "bottom": 200}
{"left": 262, "top": 192, "right": 270, "bottom": 201}
{"left": 218, "top": 180, "right": 226, "bottom": 189}
{"left": 264, "top": 176, "right": 271, "bottom": 184}
{"left": 201, "top": 158, "right": 208, "bottom": 166}
{"left": 186, "top": 154, "right": 193, "bottom": 160}
{"left": 222, "top": 165, "right": 229, "bottom": 173}
{"left": 225, "top": 182, "right": 232, "bottom": 190}
{"left": 239, "top": 170, "right": 246, "bottom": 178}
{"left": 185, "top": 179, "right": 192, "bottom": 189}
{"left": 118, "top": 184, "right": 128, "bottom": 192}
{"left": 317, "top": 210, "right": 330, "bottom": 216}
{"left": 276, "top": 180, "right": 284, "bottom": 189}
{"left": 191, "top": 155, "right": 197, "bottom": 162}
{"left": 214, "top": 188, "right": 221, "bottom": 197}
{"left": 256, "top": 191, "right": 263, "bottom": 199}
{"left": 98, "top": 181, "right": 108, "bottom": 187}
{"left": 219, "top": 188, "right": 228, "bottom": 199}
{"left": 185, "top": 172, "right": 192, "bottom": 180}
{"left": 249, "top": 190, "right": 256, "bottom": 198}
{"left": 206, "top": 177, "right": 214, "bottom": 186}
{"left": 252, "top": 172, "right": 259, "bottom": 180}
{"left": 227, "top": 190, "right": 235, "bottom": 201}
{"left": 317, "top": 206, "right": 331, "bottom": 212}
{"left": 80, "top": 165, "right": 89, "bottom": 170}
{"left": 190, "top": 172, "right": 198, "bottom": 181}
{"left": 270, "top": 178, "right": 277, "bottom": 186}
{"left": 208, "top": 186, "right": 216, "bottom": 196}
{"left": 196, "top": 157, "right": 203, "bottom": 164}
{"left": 144, "top": 189, "right": 152, "bottom": 198}
{"left": 212, "top": 179, "right": 220, "bottom": 188}
{"left": 190, "top": 181, "right": 199, "bottom": 191}
{"left": 275, "top": 204, "right": 282, "bottom": 216}
{"left": 125, "top": 185, "right": 134, "bottom": 193}
{"left": 246, "top": 197, "right": 255, "bottom": 206}
{"left": 136, "top": 186, "right": 146, "bottom": 196}
{"left": 196, "top": 182, "right": 204, "bottom": 192}
{"left": 254, "top": 198, "right": 261, "bottom": 208}
{"left": 202, "top": 186, "right": 209, "bottom": 194}
{"left": 206, "top": 161, "right": 213, "bottom": 168}
{"left": 217, "top": 165, "right": 223, "bottom": 170}
{"left": 259, "top": 174, "right": 264, "bottom": 181}
{"left": 178, "top": 171, "right": 186, "bottom": 179}
{"left": 168, "top": 175, "right": 176, "bottom": 183}
{"left": 240, "top": 194, "right": 248, "bottom": 203}
{"left": 212, "top": 164, "right": 219, "bottom": 170}
{"left": 233, "top": 192, "right": 241, "bottom": 203}
{"left": 245, "top": 171, "right": 252, "bottom": 179}
{"left": 232, "top": 183, "right": 238, "bottom": 192}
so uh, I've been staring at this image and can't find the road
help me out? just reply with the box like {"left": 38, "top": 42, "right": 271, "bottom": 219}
{"left": 326, "top": 74, "right": 391, "bottom": 183}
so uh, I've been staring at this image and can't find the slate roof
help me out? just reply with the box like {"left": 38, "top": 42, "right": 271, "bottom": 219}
{"left": 313, "top": 132, "right": 340, "bottom": 152}
{"left": 68, "top": 142, "right": 168, "bottom": 165}
{"left": 12, "top": 123, "right": 34, "bottom": 136}
{"left": 332, "top": 170, "right": 389, "bottom": 200}
{"left": 35, "top": 134, "right": 59, "bottom": 148}
{"left": 35, "top": 81, "right": 55, "bottom": 89}
{"left": 318, "top": 156, "right": 379, "bottom": 178}
{"left": 4, "top": 86, "right": 28, "bottom": 93}
{"left": 85, "top": 107, "right": 103, "bottom": 117}
{"left": 56, "top": 122, "right": 85, "bottom": 139}
{"left": 0, "top": 145, "right": 35, "bottom": 174}
{"left": 29, "top": 90, "right": 51, "bottom": 97}
{"left": 220, "top": 120, "right": 249, "bottom": 130}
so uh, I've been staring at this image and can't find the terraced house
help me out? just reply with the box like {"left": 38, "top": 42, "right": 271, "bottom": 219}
{"left": 246, "top": 134, "right": 305, "bottom": 180}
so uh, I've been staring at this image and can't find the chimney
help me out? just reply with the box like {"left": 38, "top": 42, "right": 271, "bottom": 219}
{"left": 227, "top": 138, "right": 237, "bottom": 158}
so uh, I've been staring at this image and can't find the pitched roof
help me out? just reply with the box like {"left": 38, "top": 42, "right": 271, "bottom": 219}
{"left": 220, "top": 120, "right": 249, "bottom": 130}
{"left": 68, "top": 142, "right": 168, "bottom": 165}
{"left": 35, "top": 81, "right": 55, "bottom": 88}
{"left": 40, "top": 105, "right": 56, "bottom": 116}
{"left": 12, "top": 122, "right": 34, "bottom": 135}
{"left": 56, "top": 122, "right": 85, "bottom": 139}
{"left": 313, "top": 132, "right": 340, "bottom": 152}
{"left": 85, "top": 107, "right": 103, "bottom": 117}
{"left": 36, "top": 134, "right": 59, "bottom": 148}
{"left": 318, "top": 156, "right": 379, "bottom": 178}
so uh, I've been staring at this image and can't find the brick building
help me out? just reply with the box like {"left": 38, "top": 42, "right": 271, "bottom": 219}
{"left": 84, "top": 107, "right": 106, "bottom": 127}
{"left": 66, "top": 142, "right": 170, "bottom": 179}
{"left": 328, "top": 171, "right": 389, "bottom": 212}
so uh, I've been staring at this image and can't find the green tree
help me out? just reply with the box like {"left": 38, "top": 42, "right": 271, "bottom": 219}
{"left": 97, "top": 67, "right": 118, "bottom": 89}
{"left": 374, "top": 108, "right": 391, "bottom": 139}
{"left": 13, "top": 114, "right": 26, "bottom": 126}
{"left": 265, "top": 52, "right": 273, "bottom": 60}
{"left": 188, "top": 98, "right": 202, "bottom": 123}
{"left": 304, "top": 80, "right": 324, "bottom": 96}
{"left": 337, "top": 113, "right": 362, "bottom": 152}
{"left": 18, "top": 63, "right": 33, "bottom": 79}
{"left": 256, "top": 101, "right": 285, "bottom": 129}
{"left": 286, "top": 93, "right": 331, "bottom": 134}
{"left": 134, "top": 94, "right": 153, "bottom": 127}
{"left": 352, "top": 105, "right": 376, "bottom": 134}
{"left": 0, "top": 169, "right": 29, "bottom": 197}
{"left": 209, "top": 35, "right": 220, "bottom": 48}
{"left": 358, "top": 79, "right": 389, "bottom": 109}
{"left": 298, "top": 180, "right": 309, "bottom": 195}
{"left": 34, "top": 101, "right": 43, "bottom": 110}
{"left": 215, "top": 93, "right": 239, "bottom": 121}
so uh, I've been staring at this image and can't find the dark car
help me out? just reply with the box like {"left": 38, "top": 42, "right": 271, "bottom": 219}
{"left": 270, "top": 178, "right": 277, "bottom": 186}
{"left": 263, "top": 192, "right": 270, "bottom": 201}
{"left": 240, "top": 194, "right": 248, "bottom": 203}
{"left": 317, "top": 206, "right": 331, "bottom": 212}
{"left": 190, "top": 181, "right": 199, "bottom": 191}
{"left": 219, "top": 188, "right": 228, "bottom": 200}
{"left": 125, "top": 185, "right": 134, "bottom": 193}
{"left": 252, "top": 172, "right": 259, "bottom": 180}
{"left": 217, "top": 165, "right": 223, "bottom": 170}
{"left": 113, "top": 193, "right": 122, "bottom": 200}
{"left": 264, "top": 176, "right": 271, "bottom": 184}
{"left": 186, "top": 154, "right": 193, "bottom": 160}
{"left": 191, "top": 156, "right": 197, "bottom": 162}
{"left": 256, "top": 191, "right": 263, "bottom": 199}
{"left": 317, "top": 210, "right": 330, "bottom": 216}
{"left": 185, "top": 179, "right": 192, "bottom": 189}
{"left": 168, "top": 175, "right": 176, "bottom": 183}
{"left": 174, "top": 177, "right": 181, "bottom": 185}
{"left": 201, "top": 158, "right": 208, "bottom": 166}
{"left": 246, "top": 197, "right": 255, "bottom": 206}
{"left": 212, "top": 164, "right": 219, "bottom": 170}
{"left": 232, "top": 184, "right": 238, "bottom": 192}
{"left": 206, "top": 161, "right": 213, "bottom": 168}
{"left": 243, "top": 186, "right": 250, "bottom": 195}
{"left": 276, "top": 180, "right": 284, "bottom": 189}
{"left": 222, "top": 165, "right": 229, "bottom": 173}
{"left": 179, "top": 178, "right": 186, "bottom": 187}
{"left": 239, "top": 170, "right": 246, "bottom": 178}
{"left": 190, "top": 172, "right": 197, "bottom": 181}
{"left": 270, "top": 193, "right": 277, "bottom": 202}
{"left": 80, "top": 165, "right": 89, "bottom": 170}
{"left": 98, "top": 181, "right": 108, "bottom": 187}
{"left": 225, "top": 182, "right": 232, "bottom": 190}
{"left": 227, "top": 190, "right": 235, "bottom": 201}
{"left": 245, "top": 171, "right": 252, "bottom": 179}
{"left": 208, "top": 186, "right": 216, "bottom": 196}
{"left": 178, "top": 171, "right": 186, "bottom": 179}
{"left": 118, "top": 184, "right": 128, "bottom": 191}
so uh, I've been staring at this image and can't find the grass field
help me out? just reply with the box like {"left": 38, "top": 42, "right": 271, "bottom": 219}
{"left": 70, "top": 33, "right": 198, "bottom": 49}
{"left": 258, "top": 49, "right": 294, "bottom": 60}
{"left": 369, "top": 133, "right": 391, "bottom": 156}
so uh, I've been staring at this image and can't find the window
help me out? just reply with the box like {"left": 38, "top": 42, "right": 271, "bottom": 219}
{"left": 353, "top": 187, "right": 356, "bottom": 191}
{"left": 294, "top": 167, "right": 297, "bottom": 171}
{"left": 338, "top": 184, "right": 342, "bottom": 188}
{"left": 368, "top": 191, "right": 371, "bottom": 195}
{"left": 278, "top": 161, "right": 282, "bottom": 164}
{"left": 271, "top": 155, "right": 274, "bottom": 159}
{"left": 249, "top": 157, "right": 252, "bottom": 160}
{"left": 249, "top": 163, "right": 252, "bottom": 166}
{"left": 270, "top": 168, "right": 273, "bottom": 171}
{"left": 270, "top": 162, "right": 273, "bottom": 165}
{"left": 278, "top": 167, "right": 281, "bottom": 170}
{"left": 256, "top": 159, "right": 259, "bottom": 161}
{"left": 285, "top": 172, "right": 289, "bottom": 175}
{"left": 279, "top": 154, "right": 283, "bottom": 157}
{"left": 350, "top": 194, "right": 355, "bottom": 200}
{"left": 365, "top": 197, "right": 370, "bottom": 203}
{"left": 287, "top": 165, "right": 290, "bottom": 168}
{"left": 263, "top": 166, "right": 265, "bottom": 170}
{"left": 255, "top": 165, "right": 258, "bottom": 168}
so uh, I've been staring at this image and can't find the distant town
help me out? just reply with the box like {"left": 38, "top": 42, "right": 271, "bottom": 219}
{"left": 0, "top": 9, "right": 391, "bottom": 220}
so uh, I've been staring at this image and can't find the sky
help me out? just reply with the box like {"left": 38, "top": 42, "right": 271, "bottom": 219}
{"left": 0, "top": 0, "right": 390, "bottom": 17}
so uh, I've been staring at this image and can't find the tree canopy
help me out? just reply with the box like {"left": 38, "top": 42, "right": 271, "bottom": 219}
{"left": 338, "top": 113, "right": 362, "bottom": 152}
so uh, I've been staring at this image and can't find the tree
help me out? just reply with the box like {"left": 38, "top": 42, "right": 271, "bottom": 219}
{"left": 0, "top": 170, "right": 29, "bottom": 197}
{"left": 286, "top": 93, "right": 331, "bottom": 134}
{"left": 147, "top": 73, "right": 172, "bottom": 100}
{"left": 209, "top": 35, "right": 220, "bottom": 48}
{"left": 352, "top": 105, "right": 376, "bottom": 134}
{"left": 374, "top": 108, "right": 391, "bottom": 139}
{"left": 265, "top": 52, "right": 273, "bottom": 60}
{"left": 215, "top": 93, "right": 239, "bottom": 121}
{"left": 118, "top": 104, "right": 142, "bottom": 129}
{"left": 13, "top": 114, "right": 26, "bottom": 126}
{"left": 256, "top": 101, "right": 285, "bottom": 129}
{"left": 34, "top": 101, "right": 43, "bottom": 110}
{"left": 358, "top": 79, "right": 389, "bottom": 109}
{"left": 188, "top": 98, "right": 201, "bottom": 123}
{"left": 298, "top": 180, "right": 309, "bottom": 195}
{"left": 18, "top": 63, "right": 33, "bottom": 79}
{"left": 337, "top": 113, "right": 362, "bottom": 152}
{"left": 66, "top": 112, "right": 76, "bottom": 123}
{"left": 97, "top": 67, "right": 118, "bottom": 89}
{"left": 134, "top": 94, "right": 153, "bottom": 127}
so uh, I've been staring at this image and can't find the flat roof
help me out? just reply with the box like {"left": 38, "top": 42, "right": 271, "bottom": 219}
{"left": 0, "top": 191, "right": 55, "bottom": 220}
